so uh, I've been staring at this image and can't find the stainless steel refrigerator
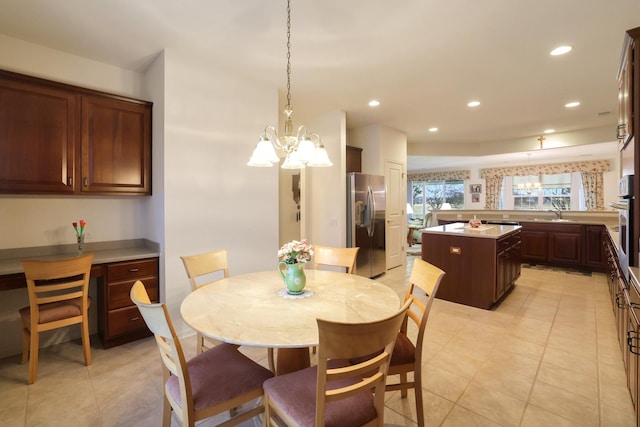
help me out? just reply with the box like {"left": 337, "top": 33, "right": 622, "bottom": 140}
{"left": 347, "top": 173, "right": 386, "bottom": 278}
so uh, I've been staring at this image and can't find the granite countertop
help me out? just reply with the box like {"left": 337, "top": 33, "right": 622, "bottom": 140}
{"left": 0, "top": 239, "right": 160, "bottom": 276}
{"left": 422, "top": 222, "right": 521, "bottom": 239}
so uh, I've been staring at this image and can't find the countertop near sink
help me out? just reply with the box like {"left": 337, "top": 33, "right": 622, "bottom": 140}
{"left": 0, "top": 239, "right": 160, "bottom": 276}
{"left": 433, "top": 209, "right": 617, "bottom": 227}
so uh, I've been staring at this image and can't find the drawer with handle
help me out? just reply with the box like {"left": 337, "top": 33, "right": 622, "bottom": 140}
{"left": 107, "top": 305, "right": 151, "bottom": 338}
{"left": 107, "top": 277, "right": 158, "bottom": 310}
{"left": 107, "top": 258, "right": 158, "bottom": 282}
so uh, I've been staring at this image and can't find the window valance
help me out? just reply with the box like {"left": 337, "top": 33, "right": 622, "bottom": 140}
{"left": 408, "top": 170, "right": 471, "bottom": 182}
{"left": 480, "top": 160, "right": 611, "bottom": 179}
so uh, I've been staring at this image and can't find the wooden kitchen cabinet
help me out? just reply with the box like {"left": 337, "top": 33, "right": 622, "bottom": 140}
{"left": 547, "top": 224, "right": 583, "bottom": 267}
{"left": 81, "top": 96, "right": 151, "bottom": 194}
{"left": 346, "top": 145, "right": 363, "bottom": 173}
{"left": 422, "top": 226, "right": 521, "bottom": 309}
{"left": 521, "top": 228, "right": 548, "bottom": 263}
{"left": 0, "top": 74, "right": 77, "bottom": 194}
{"left": 0, "top": 69, "right": 152, "bottom": 195}
{"left": 98, "top": 257, "right": 159, "bottom": 348}
{"left": 584, "top": 225, "right": 609, "bottom": 271}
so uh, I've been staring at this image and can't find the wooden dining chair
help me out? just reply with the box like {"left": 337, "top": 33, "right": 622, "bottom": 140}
{"left": 262, "top": 299, "right": 410, "bottom": 427}
{"left": 180, "top": 249, "right": 231, "bottom": 354}
{"left": 181, "top": 248, "right": 275, "bottom": 371}
{"left": 19, "top": 253, "right": 94, "bottom": 384}
{"left": 130, "top": 281, "right": 274, "bottom": 427}
{"left": 310, "top": 245, "right": 360, "bottom": 355}
{"left": 312, "top": 245, "right": 360, "bottom": 274}
{"left": 386, "top": 258, "right": 445, "bottom": 427}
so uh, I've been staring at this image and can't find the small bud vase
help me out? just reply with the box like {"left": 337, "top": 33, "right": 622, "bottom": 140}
{"left": 278, "top": 261, "right": 306, "bottom": 295}
{"left": 77, "top": 235, "right": 85, "bottom": 255}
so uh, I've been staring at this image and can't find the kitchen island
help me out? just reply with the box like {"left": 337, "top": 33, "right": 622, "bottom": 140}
{"left": 422, "top": 223, "right": 521, "bottom": 309}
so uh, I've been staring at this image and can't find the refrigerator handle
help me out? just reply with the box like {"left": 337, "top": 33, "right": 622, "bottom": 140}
{"left": 368, "top": 185, "right": 376, "bottom": 237}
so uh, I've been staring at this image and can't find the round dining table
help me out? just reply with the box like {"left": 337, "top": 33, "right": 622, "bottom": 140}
{"left": 180, "top": 269, "right": 400, "bottom": 374}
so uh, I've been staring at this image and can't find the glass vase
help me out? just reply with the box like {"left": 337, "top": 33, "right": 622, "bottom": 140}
{"left": 77, "top": 235, "right": 85, "bottom": 255}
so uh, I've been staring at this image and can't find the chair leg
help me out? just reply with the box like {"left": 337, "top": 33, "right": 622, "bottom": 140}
{"left": 28, "top": 331, "right": 39, "bottom": 384}
{"left": 162, "top": 394, "right": 172, "bottom": 427}
{"left": 81, "top": 321, "right": 92, "bottom": 366}
{"left": 20, "top": 324, "right": 29, "bottom": 365}
{"left": 415, "top": 380, "right": 424, "bottom": 427}
{"left": 400, "top": 372, "right": 408, "bottom": 397}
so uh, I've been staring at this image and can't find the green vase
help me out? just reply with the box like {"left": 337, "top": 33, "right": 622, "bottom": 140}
{"left": 278, "top": 261, "right": 306, "bottom": 295}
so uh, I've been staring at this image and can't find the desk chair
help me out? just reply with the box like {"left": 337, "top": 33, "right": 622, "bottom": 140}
{"left": 19, "top": 253, "right": 94, "bottom": 384}
{"left": 181, "top": 249, "right": 275, "bottom": 371}
{"left": 130, "top": 281, "right": 273, "bottom": 427}
{"left": 313, "top": 245, "right": 359, "bottom": 274}
{"left": 387, "top": 258, "right": 445, "bottom": 427}
{"left": 263, "top": 300, "right": 410, "bottom": 427}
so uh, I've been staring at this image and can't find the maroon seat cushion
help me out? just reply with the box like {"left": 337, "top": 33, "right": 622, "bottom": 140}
{"left": 263, "top": 360, "right": 377, "bottom": 427}
{"left": 166, "top": 343, "right": 273, "bottom": 412}
{"left": 390, "top": 332, "right": 416, "bottom": 366}
{"left": 19, "top": 297, "right": 90, "bottom": 326}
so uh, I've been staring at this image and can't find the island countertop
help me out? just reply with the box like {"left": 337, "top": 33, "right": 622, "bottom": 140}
{"left": 422, "top": 222, "right": 521, "bottom": 239}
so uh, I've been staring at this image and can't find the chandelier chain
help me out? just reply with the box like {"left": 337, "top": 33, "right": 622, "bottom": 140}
{"left": 286, "top": 0, "right": 292, "bottom": 110}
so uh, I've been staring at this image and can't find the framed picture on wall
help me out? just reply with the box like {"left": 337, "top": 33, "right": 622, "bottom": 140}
{"left": 470, "top": 184, "right": 482, "bottom": 193}
{"left": 471, "top": 193, "right": 480, "bottom": 203}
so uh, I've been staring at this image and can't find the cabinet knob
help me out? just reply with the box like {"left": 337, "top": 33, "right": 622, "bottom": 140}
{"left": 129, "top": 268, "right": 140, "bottom": 273}
{"left": 83, "top": 177, "right": 88, "bottom": 187}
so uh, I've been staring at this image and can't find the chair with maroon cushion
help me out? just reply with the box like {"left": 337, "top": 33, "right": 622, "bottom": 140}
{"left": 262, "top": 299, "right": 410, "bottom": 427}
{"left": 19, "top": 253, "right": 94, "bottom": 384}
{"left": 386, "top": 258, "right": 445, "bottom": 427}
{"left": 130, "top": 280, "right": 273, "bottom": 427}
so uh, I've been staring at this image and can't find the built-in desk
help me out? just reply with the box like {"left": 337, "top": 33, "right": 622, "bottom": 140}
{"left": 0, "top": 239, "right": 160, "bottom": 348}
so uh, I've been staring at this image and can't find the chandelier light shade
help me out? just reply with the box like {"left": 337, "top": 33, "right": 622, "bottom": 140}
{"left": 517, "top": 153, "right": 541, "bottom": 194}
{"left": 247, "top": 0, "right": 332, "bottom": 169}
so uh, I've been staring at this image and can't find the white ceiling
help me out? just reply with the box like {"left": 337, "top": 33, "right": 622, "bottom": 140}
{"left": 1, "top": 0, "right": 638, "bottom": 170}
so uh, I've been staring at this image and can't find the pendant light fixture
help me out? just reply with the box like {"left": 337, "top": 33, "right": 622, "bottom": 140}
{"left": 517, "top": 153, "right": 541, "bottom": 194}
{"left": 247, "top": 0, "right": 332, "bottom": 169}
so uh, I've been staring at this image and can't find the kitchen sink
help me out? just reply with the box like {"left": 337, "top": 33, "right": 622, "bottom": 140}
{"left": 551, "top": 218, "right": 575, "bottom": 222}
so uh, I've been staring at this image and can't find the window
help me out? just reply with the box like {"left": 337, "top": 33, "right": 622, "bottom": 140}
{"left": 410, "top": 180, "right": 464, "bottom": 215}
{"left": 508, "top": 173, "right": 579, "bottom": 210}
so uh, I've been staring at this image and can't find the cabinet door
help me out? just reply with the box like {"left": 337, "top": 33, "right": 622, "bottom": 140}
{"left": 618, "top": 40, "right": 633, "bottom": 146}
{"left": 548, "top": 231, "right": 582, "bottom": 266}
{"left": 81, "top": 95, "right": 151, "bottom": 194}
{"left": 521, "top": 231, "right": 547, "bottom": 262}
{"left": 0, "top": 77, "right": 76, "bottom": 194}
{"left": 584, "top": 225, "right": 608, "bottom": 270}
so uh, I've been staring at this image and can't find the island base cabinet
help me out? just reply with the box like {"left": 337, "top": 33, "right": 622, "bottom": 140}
{"left": 422, "top": 230, "right": 521, "bottom": 310}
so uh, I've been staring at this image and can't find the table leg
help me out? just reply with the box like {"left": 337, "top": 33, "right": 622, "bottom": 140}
{"left": 275, "top": 348, "right": 311, "bottom": 375}
{"left": 407, "top": 227, "right": 415, "bottom": 247}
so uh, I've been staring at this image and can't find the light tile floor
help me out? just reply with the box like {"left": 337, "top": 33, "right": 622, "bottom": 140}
{"left": 0, "top": 255, "right": 636, "bottom": 426}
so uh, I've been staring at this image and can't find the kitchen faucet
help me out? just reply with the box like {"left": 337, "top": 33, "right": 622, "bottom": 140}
{"left": 547, "top": 208, "right": 562, "bottom": 219}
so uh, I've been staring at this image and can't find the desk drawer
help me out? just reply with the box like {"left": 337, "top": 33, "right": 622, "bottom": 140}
{"left": 107, "top": 258, "right": 158, "bottom": 282}
{"left": 107, "top": 306, "right": 149, "bottom": 338}
{"left": 107, "top": 277, "right": 158, "bottom": 310}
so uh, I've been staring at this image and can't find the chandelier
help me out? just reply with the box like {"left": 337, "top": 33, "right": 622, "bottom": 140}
{"left": 247, "top": 0, "right": 332, "bottom": 169}
{"left": 517, "top": 153, "right": 541, "bottom": 194}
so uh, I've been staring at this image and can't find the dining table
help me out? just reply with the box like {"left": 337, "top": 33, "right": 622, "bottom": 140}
{"left": 180, "top": 268, "right": 401, "bottom": 375}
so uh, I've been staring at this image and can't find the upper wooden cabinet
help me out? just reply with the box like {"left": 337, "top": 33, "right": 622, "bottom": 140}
{"left": 81, "top": 96, "right": 151, "bottom": 194}
{"left": 346, "top": 145, "right": 362, "bottom": 173}
{"left": 0, "top": 69, "right": 152, "bottom": 195}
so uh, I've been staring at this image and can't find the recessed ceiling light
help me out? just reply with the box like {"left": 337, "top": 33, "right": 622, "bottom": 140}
{"left": 550, "top": 45, "right": 573, "bottom": 56}
{"left": 565, "top": 101, "right": 580, "bottom": 108}
{"left": 467, "top": 101, "right": 480, "bottom": 107}
{"left": 428, "top": 127, "right": 438, "bottom": 132}
{"left": 544, "top": 129, "right": 555, "bottom": 134}
{"left": 368, "top": 100, "right": 380, "bottom": 107}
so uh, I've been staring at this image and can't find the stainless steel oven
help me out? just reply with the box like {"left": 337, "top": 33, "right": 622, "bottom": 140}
{"left": 617, "top": 175, "right": 634, "bottom": 280}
